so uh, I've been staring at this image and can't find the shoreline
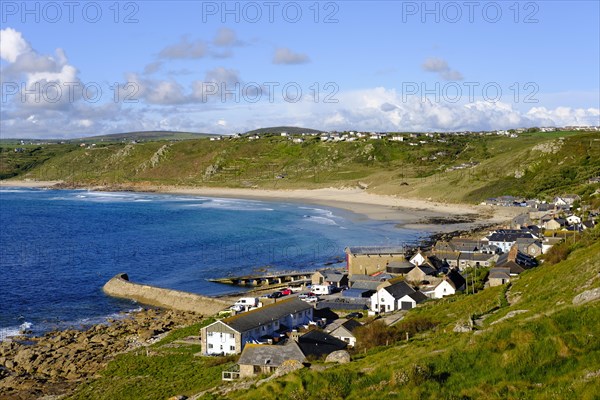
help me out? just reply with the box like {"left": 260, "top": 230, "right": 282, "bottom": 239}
{"left": 0, "top": 180, "right": 522, "bottom": 233}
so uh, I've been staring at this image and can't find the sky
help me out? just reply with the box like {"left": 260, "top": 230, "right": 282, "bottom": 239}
{"left": 1, "top": 0, "right": 599, "bottom": 138}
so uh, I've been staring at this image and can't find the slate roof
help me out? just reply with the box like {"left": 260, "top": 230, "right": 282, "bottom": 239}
{"left": 386, "top": 260, "right": 414, "bottom": 274}
{"left": 238, "top": 341, "right": 306, "bottom": 367}
{"left": 346, "top": 246, "right": 406, "bottom": 255}
{"left": 298, "top": 330, "right": 348, "bottom": 358}
{"left": 459, "top": 252, "right": 496, "bottom": 262}
{"left": 383, "top": 281, "right": 416, "bottom": 299}
{"left": 409, "top": 291, "right": 428, "bottom": 303}
{"left": 488, "top": 230, "right": 536, "bottom": 243}
{"left": 489, "top": 267, "right": 511, "bottom": 280}
{"left": 317, "top": 269, "right": 347, "bottom": 283}
{"left": 446, "top": 269, "right": 466, "bottom": 290}
{"left": 223, "top": 298, "right": 313, "bottom": 333}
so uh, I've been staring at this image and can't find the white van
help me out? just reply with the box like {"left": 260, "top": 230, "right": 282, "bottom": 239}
{"left": 231, "top": 297, "right": 260, "bottom": 312}
{"left": 311, "top": 285, "right": 333, "bottom": 295}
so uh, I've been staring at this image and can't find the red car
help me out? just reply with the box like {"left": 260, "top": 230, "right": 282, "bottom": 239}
{"left": 279, "top": 288, "right": 292, "bottom": 296}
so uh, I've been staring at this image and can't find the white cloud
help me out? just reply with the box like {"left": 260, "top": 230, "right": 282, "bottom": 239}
{"left": 213, "top": 28, "right": 239, "bottom": 47}
{"left": 158, "top": 37, "right": 207, "bottom": 59}
{"left": 422, "top": 57, "right": 463, "bottom": 81}
{"left": 0, "top": 28, "right": 31, "bottom": 62}
{"left": 273, "top": 47, "right": 310, "bottom": 65}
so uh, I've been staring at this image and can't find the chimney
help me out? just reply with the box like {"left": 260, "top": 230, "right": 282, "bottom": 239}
{"left": 508, "top": 244, "right": 518, "bottom": 262}
{"left": 290, "top": 329, "right": 300, "bottom": 342}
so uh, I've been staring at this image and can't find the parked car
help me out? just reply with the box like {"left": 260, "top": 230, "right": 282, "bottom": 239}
{"left": 279, "top": 288, "right": 292, "bottom": 296}
{"left": 303, "top": 296, "right": 318, "bottom": 303}
{"left": 346, "top": 312, "right": 363, "bottom": 319}
{"left": 268, "top": 291, "right": 283, "bottom": 298}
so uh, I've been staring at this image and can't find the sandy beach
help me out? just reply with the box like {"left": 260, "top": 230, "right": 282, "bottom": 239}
{"left": 0, "top": 180, "right": 522, "bottom": 232}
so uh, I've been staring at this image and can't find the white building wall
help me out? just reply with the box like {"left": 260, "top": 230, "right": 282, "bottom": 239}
{"left": 206, "top": 330, "right": 238, "bottom": 355}
{"left": 433, "top": 281, "right": 456, "bottom": 299}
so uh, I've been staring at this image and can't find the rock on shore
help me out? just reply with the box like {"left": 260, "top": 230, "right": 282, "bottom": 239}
{"left": 0, "top": 308, "right": 201, "bottom": 399}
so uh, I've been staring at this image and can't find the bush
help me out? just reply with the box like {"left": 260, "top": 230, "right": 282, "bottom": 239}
{"left": 353, "top": 320, "right": 395, "bottom": 352}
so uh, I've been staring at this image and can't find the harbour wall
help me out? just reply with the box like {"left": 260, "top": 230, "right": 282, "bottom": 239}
{"left": 103, "top": 273, "right": 231, "bottom": 316}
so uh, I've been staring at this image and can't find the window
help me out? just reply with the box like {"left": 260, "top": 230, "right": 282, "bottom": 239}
{"left": 208, "top": 344, "right": 213, "bottom": 349}
{"left": 207, "top": 332, "right": 213, "bottom": 337}
{"left": 230, "top": 345, "right": 235, "bottom": 351}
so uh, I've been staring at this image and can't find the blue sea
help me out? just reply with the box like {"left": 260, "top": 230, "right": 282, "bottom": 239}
{"left": 0, "top": 188, "right": 425, "bottom": 339}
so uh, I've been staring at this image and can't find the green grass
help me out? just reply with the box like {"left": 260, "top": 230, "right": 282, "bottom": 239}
{"left": 66, "top": 318, "right": 231, "bottom": 400}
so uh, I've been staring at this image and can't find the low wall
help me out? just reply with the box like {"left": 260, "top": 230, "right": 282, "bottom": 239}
{"left": 103, "top": 273, "right": 230, "bottom": 316}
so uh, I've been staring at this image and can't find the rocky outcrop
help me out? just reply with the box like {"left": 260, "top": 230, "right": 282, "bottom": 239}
{"left": 103, "top": 273, "right": 230, "bottom": 315}
{"left": 573, "top": 288, "right": 600, "bottom": 305}
{"left": 0, "top": 309, "right": 200, "bottom": 399}
{"left": 325, "top": 350, "right": 351, "bottom": 364}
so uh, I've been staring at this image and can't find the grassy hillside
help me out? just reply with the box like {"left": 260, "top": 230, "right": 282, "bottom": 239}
{"left": 1, "top": 131, "right": 599, "bottom": 203}
{"left": 244, "top": 126, "right": 322, "bottom": 135}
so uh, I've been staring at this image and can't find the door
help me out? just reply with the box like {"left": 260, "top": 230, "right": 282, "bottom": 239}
{"left": 400, "top": 301, "right": 413, "bottom": 310}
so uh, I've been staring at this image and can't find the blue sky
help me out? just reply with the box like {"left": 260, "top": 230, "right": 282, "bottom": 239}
{"left": 1, "top": 0, "right": 599, "bottom": 137}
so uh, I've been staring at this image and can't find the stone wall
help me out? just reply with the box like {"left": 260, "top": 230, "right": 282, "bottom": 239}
{"left": 103, "top": 273, "right": 230, "bottom": 316}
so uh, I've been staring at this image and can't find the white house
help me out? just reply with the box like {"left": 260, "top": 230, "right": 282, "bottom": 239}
{"left": 424, "top": 270, "right": 466, "bottom": 299}
{"left": 566, "top": 215, "right": 581, "bottom": 225}
{"left": 409, "top": 251, "right": 426, "bottom": 267}
{"left": 201, "top": 298, "right": 313, "bottom": 355}
{"left": 370, "top": 281, "right": 427, "bottom": 313}
{"left": 327, "top": 319, "right": 362, "bottom": 347}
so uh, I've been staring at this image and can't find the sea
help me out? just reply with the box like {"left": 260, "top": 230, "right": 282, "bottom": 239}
{"left": 0, "top": 187, "right": 426, "bottom": 339}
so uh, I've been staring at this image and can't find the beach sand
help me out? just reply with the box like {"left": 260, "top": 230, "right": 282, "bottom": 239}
{"left": 0, "top": 180, "right": 523, "bottom": 232}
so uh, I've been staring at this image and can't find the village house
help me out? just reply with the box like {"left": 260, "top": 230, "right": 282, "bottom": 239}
{"left": 311, "top": 269, "right": 349, "bottom": 288}
{"left": 295, "top": 330, "right": 348, "bottom": 358}
{"left": 422, "top": 269, "right": 466, "bottom": 299}
{"left": 233, "top": 341, "right": 306, "bottom": 379}
{"left": 457, "top": 252, "right": 498, "bottom": 269}
{"left": 327, "top": 319, "right": 362, "bottom": 347}
{"left": 486, "top": 229, "right": 538, "bottom": 253}
{"left": 409, "top": 250, "right": 427, "bottom": 266}
{"left": 201, "top": 298, "right": 313, "bottom": 356}
{"left": 515, "top": 238, "right": 543, "bottom": 257}
{"left": 543, "top": 218, "right": 567, "bottom": 231}
{"left": 370, "top": 281, "right": 427, "bottom": 313}
{"left": 495, "top": 245, "right": 537, "bottom": 276}
{"left": 405, "top": 264, "right": 438, "bottom": 284}
{"left": 345, "top": 246, "right": 407, "bottom": 276}
{"left": 488, "top": 267, "right": 511, "bottom": 287}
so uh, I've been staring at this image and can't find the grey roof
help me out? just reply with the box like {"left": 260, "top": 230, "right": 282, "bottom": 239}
{"left": 383, "top": 281, "right": 416, "bottom": 299}
{"left": 446, "top": 269, "right": 466, "bottom": 290}
{"left": 298, "top": 330, "right": 348, "bottom": 357}
{"left": 346, "top": 246, "right": 406, "bottom": 255}
{"left": 223, "top": 298, "right": 313, "bottom": 333}
{"left": 415, "top": 265, "right": 437, "bottom": 276}
{"left": 489, "top": 268, "right": 511, "bottom": 280}
{"left": 407, "top": 291, "right": 428, "bottom": 303}
{"left": 459, "top": 252, "right": 496, "bottom": 262}
{"left": 238, "top": 341, "right": 306, "bottom": 367}
{"left": 316, "top": 269, "right": 347, "bottom": 283}
{"left": 487, "top": 230, "right": 536, "bottom": 243}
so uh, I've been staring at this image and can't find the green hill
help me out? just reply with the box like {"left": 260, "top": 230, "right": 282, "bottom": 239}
{"left": 244, "top": 126, "right": 322, "bottom": 135}
{"left": 75, "top": 130, "right": 217, "bottom": 143}
{"left": 1, "top": 131, "right": 599, "bottom": 203}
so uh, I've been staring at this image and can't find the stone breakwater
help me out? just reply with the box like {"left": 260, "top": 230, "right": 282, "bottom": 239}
{"left": 0, "top": 308, "right": 201, "bottom": 399}
{"left": 103, "top": 273, "right": 231, "bottom": 315}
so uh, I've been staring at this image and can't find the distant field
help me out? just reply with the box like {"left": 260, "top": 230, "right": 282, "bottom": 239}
{"left": 1, "top": 131, "right": 599, "bottom": 203}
